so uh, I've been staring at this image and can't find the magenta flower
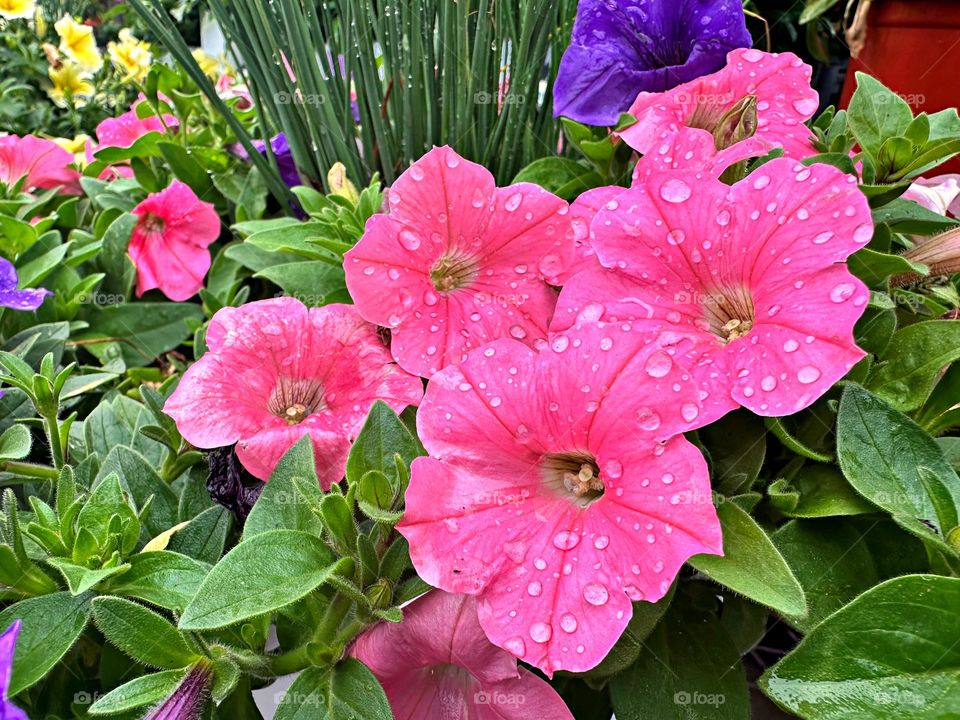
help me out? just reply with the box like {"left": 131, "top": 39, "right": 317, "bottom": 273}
{"left": 397, "top": 319, "right": 722, "bottom": 674}
{"left": 164, "top": 298, "right": 423, "bottom": 485}
{"left": 129, "top": 180, "right": 220, "bottom": 301}
{"left": 553, "top": 0, "right": 751, "bottom": 126}
{"left": 620, "top": 49, "right": 820, "bottom": 166}
{"left": 0, "top": 621, "right": 26, "bottom": 720}
{"left": 554, "top": 185, "right": 626, "bottom": 284}
{"left": 1, "top": 258, "right": 51, "bottom": 311}
{"left": 554, "top": 159, "right": 872, "bottom": 416}
{"left": 351, "top": 591, "right": 574, "bottom": 719}
{"left": 344, "top": 146, "right": 572, "bottom": 378}
{"left": 0, "top": 134, "right": 80, "bottom": 194}
{"left": 144, "top": 663, "right": 211, "bottom": 720}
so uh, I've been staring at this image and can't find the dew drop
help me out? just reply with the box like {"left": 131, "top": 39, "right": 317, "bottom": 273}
{"left": 505, "top": 192, "right": 523, "bottom": 212}
{"left": 530, "top": 622, "right": 552, "bottom": 643}
{"left": 830, "top": 283, "right": 856, "bottom": 303}
{"left": 644, "top": 351, "right": 672, "bottom": 378}
{"left": 553, "top": 531, "right": 580, "bottom": 550}
{"left": 560, "top": 613, "right": 578, "bottom": 633}
{"left": 399, "top": 229, "right": 421, "bottom": 250}
{"left": 797, "top": 365, "right": 821, "bottom": 384}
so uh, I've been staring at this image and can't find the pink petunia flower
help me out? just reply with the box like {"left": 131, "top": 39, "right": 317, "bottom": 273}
{"left": 164, "top": 298, "right": 423, "bottom": 485}
{"left": 129, "top": 180, "right": 220, "bottom": 301}
{"left": 343, "top": 145, "right": 573, "bottom": 378}
{"left": 0, "top": 134, "right": 80, "bottom": 194}
{"left": 397, "top": 318, "right": 722, "bottom": 674}
{"left": 95, "top": 106, "right": 178, "bottom": 150}
{"left": 351, "top": 590, "right": 574, "bottom": 720}
{"left": 553, "top": 158, "right": 872, "bottom": 416}
{"left": 903, "top": 173, "right": 960, "bottom": 217}
{"left": 620, "top": 49, "right": 820, "bottom": 167}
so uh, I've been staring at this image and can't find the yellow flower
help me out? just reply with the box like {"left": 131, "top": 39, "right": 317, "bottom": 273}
{"left": 0, "top": 0, "right": 34, "bottom": 20}
{"left": 53, "top": 134, "right": 91, "bottom": 166}
{"left": 33, "top": 5, "right": 45, "bottom": 34}
{"left": 48, "top": 62, "right": 95, "bottom": 107}
{"left": 192, "top": 48, "right": 222, "bottom": 78}
{"left": 108, "top": 28, "right": 152, "bottom": 83}
{"left": 55, "top": 15, "right": 103, "bottom": 72}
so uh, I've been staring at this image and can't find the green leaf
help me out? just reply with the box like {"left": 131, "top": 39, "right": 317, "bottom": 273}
{"left": 799, "top": 0, "right": 841, "bottom": 23}
{"left": 771, "top": 518, "right": 879, "bottom": 632}
{"left": 96, "top": 445, "right": 179, "bottom": 539}
{"left": 847, "top": 247, "right": 927, "bottom": 286}
{"left": 46, "top": 557, "right": 131, "bottom": 595}
{"left": 98, "top": 213, "right": 137, "bottom": 298}
{"left": 511, "top": 157, "right": 604, "bottom": 200}
{"left": 244, "top": 437, "right": 324, "bottom": 539}
{"left": 179, "top": 529, "right": 341, "bottom": 630}
{"left": 867, "top": 320, "right": 960, "bottom": 411}
{"left": 0, "top": 424, "right": 31, "bottom": 460}
{"left": 0, "top": 591, "right": 91, "bottom": 695}
{"left": 345, "top": 401, "right": 424, "bottom": 488}
{"left": 837, "top": 384, "right": 960, "bottom": 550}
{"left": 698, "top": 410, "right": 766, "bottom": 495}
{"left": 93, "top": 596, "right": 198, "bottom": 669}
{"left": 688, "top": 501, "right": 806, "bottom": 616}
{"left": 761, "top": 575, "right": 960, "bottom": 719}
{"left": 104, "top": 550, "right": 208, "bottom": 612}
{"left": 255, "top": 262, "right": 348, "bottom": 306}
{"left": 610, "top": 595, "right": 749, "bottom": 720}
{"left": 78, "top": 302, "right": 204, "bottom": 368}
{"left": 767, "top": 464, "right": 876, "bottom": 518}
{"left": 872, "top": 198, "right": 960, "bottom": 235}
{"left": 0, "top": 215, "right": 38, "bottom": 257}
{"left": 88, "top": 668, "right": 188, "bottom": 715}
{"left": 77, "top": 472, "right": 140, "bottom": 553}
{"left": 167, "top": 505, "right": 232, "bottom": 565}
{"left": 847, "top": 74, "right": 914, "bottom": 161}
{"left": 274, "top": 659, "right": 392, "bottom": 720}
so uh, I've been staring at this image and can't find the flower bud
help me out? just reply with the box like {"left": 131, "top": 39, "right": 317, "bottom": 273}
{"left": 712, "top": 95, "right": 758, "bottom": 151}
{"left": 327, "top": 162, "right": 360, "bottom": 205}
{"left": 145, "top": 662, "right": 212, "bottom": 720}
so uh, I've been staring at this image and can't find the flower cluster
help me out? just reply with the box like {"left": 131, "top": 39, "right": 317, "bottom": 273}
{"left": 336, "top": 50, "right": 870, "bottom": 678}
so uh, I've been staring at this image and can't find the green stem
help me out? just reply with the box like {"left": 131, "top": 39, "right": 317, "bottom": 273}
{"left": 261, "top": 592, "right": 355, "bottom": 677}
{"left": 764, "top": 417, "right": 834, "bottom": 463}
{"left": 43, "top": 414, "right": 65, "bottom": 469}
{"left": 0, "top": 461, "right": 59, "bottom": 480}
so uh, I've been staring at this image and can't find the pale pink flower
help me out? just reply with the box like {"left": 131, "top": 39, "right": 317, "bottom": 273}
{"left": 621, "top": 49, "right": 820, "bottom": 167}
{"left": 397, "top": 319, "right": 722, "bottom": 674}
{"left": 554, "top": 159, "right": 872, "bottom": 416}
{"left": 165, "top": 298, "right": 423, "bottom": 485}
{"left": 903, "top": 173, "right": 960, "bottom": 217}
{"left": 0, "top": 134, "right": 80, "bottom": 193}
{"left": 344, "top": 146, "right": 572, "bottom": 378}
{"left": 129, "top": 180, "right": 220, "bottom": 301}
{"left": 351, "top": 591, "right": 574, "bottom": 720}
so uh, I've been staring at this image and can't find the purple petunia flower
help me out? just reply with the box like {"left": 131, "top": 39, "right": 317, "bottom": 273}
{"left": 0, "top": 621, "right": 27, "bottom": 720}
{"left": 251, "top": 133, "right": 301, "bottom": 189}
{"left": 1, "top": 258, "right": 51, "bottom": 311}
{"left": 553, "top": 0, "right": 752, "bottom": 126}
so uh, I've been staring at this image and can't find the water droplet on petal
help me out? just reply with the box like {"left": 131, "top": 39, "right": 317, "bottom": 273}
{"left": 399, "top": 229, "right": 421, "bottom": 250}
{"left": 530, "top": 622, "right": 552, "bottom": 643}
{"left": 583, "top": 583, "right": 609, "bottom": 606}
{"left": 505, "top": 192, "right": 523, "bottom": 212}
{"left": 680, "top": 403, "right": 699, "bottom": 422}
{"left": 644, "top": 351, "right": 672, "bottom": 378}
{"left": 504, "top": 636, "right": 526, "bottom": 656}
{"left": 659, "top": 178, "right": 691, "bottom": 203}
{"left": 527, "top": 581, "right": 543, "bottom": 597}
{"left": 830, "top": 282, "right": 856, "bottom": 303}
{"left": 553, "top": 531, "right": 580, "bottom": 550}
{"left": 560, "top": 613, "right": 578, "bottom": 633}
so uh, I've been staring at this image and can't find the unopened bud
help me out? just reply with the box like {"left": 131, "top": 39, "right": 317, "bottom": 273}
{"left": 895, "top": 227, "right": 960, "bottom": 285}
{"left": 145, "top": 662, "right": 212, "bottom": 720}
{"left": 712, "top": 95, "right": 758, "bottom": 151}
{"left": 327, "top": 162, "right": 360, "bottom": 205}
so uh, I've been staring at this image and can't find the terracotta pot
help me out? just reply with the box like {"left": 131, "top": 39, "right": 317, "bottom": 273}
{"left": 839, "top": 0, "right": 960, "bottom": 173}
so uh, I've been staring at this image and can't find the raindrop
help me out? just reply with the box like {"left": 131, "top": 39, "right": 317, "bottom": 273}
{"left": 659, "top": 178, "right": 692, "bottom": 203}
{"left": 830, "top": 283, "right": 856, "bottom": 303}
{"left": 505, "top": 192, "right": 523, "bottom": 212}
{"left": 583, "top": 583, "right": 609, "bottom": 606}
{"left": 553, "top": 531, "right": 580, "bottom": 550}
{"left": 644, "top": 351, "right": 672, "bottom": 378}
{"left": 560, "top": 613, "right": 578, "bottom": 633}
{"left": 797, "top": 366, "right": 821, "bottom": 384}
{"left": 527, "top": 581, "right": 543, "bottom": 597}
{"left": 530, "top": 622, "right": 552, "bottom": 643}
{"left": 399, "top": 229, "right": 421, "bottom": 250}
{"left": 680, "top": 403, "right": 699, "bottom": 422}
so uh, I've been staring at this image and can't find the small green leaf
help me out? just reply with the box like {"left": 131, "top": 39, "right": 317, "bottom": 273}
{"left": 167, "top": 505, "right": 232, "bottom": 565}
{"left": 837, "top": 384, "right": 960, "bottom": 550}
{"left": 0, "top": 424, "right": 31, "bottom": 460}
{"left": 244, "top": 436, "right": 324, "bottom": 539}
{"left": 867, "top": 320, "right": 960, "bottom": 411}
{"left": 46, "top": 558, "right": 130, "bottom": 595}
{"left": 179, "top": 530, "right": 341, "bottom": 630}
{"left": 274, "top": 659, "right": 392, "bottom": 720}
{"left": 93, "top": 596, "right": 197, "bottom": 669}
{"left": 689, "top": 501, "right": 806, "bottom": 616}
{"left": 88, "top": 668, "right": 188, "bottom": 715}
{"left": 104, "top": 550, "right": 208, "bottom": 612}
{"left": 345, "top": 401, "right": 424, "bottom": 488}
